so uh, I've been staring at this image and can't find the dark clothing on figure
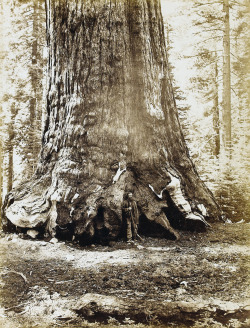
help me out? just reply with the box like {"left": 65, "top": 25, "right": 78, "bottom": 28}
{"left": 122, "top": 199, "right": 139, "bottom": 240}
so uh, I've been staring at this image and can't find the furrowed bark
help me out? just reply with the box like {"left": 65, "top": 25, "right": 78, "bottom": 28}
{"left": 2, "top": 0, "right": 221, "bottom": 243}
{"left": 0, "top": 105, "right": 3, "bottom": 218}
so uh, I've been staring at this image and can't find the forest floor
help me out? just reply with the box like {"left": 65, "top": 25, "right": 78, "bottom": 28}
{"left": 0, "top": 221, "right": 249, "bottom": 328}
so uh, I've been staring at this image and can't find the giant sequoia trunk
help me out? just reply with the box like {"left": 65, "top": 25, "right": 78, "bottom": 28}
{"left": 0, "top": 105, "right": 3, "bottom": 215}
{"left": 29, "top": 0, "right": 45, "bottom": 174}
{"left": 2, "top": 0, "right": 221, "bottom": 243}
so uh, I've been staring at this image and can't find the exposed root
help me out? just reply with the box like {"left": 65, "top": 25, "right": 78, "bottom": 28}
{"left": 4, "top": 194, "right": 50, "bottom": 229}
{"left": 186, "top": 213, "right": 211, "bottom": 227}
{"left": 147, "top": 169, "right": 210, "bottom": 229}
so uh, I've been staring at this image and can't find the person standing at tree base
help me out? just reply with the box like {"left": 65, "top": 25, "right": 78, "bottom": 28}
{"left": 122, "top": 192, "right": 140, "bottom": 242}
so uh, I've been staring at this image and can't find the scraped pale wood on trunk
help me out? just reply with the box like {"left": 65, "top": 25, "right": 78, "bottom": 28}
{"left": 2, "top": 0, "right": 221, "bottom": 243}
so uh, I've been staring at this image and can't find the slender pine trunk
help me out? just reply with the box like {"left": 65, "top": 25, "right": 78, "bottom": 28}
{"left": 7, "top": 103, "right": 15, "bottom": 193}
{"left": 213, "top": 59, "right": 220, "bottom": 157}
{"left": 222, "top": 0, "right": 232, "bottom": 152}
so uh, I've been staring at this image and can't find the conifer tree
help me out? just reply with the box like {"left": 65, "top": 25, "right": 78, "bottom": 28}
{"left": 2, "top": 0, "right": 221, "bottom": 242}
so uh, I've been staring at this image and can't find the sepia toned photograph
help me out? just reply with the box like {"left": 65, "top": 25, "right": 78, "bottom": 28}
{"left": 0, "top": 0, "right": 249, "bottom": 327}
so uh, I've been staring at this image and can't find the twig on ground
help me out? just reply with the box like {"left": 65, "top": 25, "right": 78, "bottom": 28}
{"left": 1, "top": 270, "right": 28, "bottom": 283}
{"left": 19, "top": 307, "right": 29, "bottom": 315}
{"left": 5, "top": 302, "right": 29, "bottom": 311}
{"left": 55, "top": 280, "right": 74, "bottom": 284}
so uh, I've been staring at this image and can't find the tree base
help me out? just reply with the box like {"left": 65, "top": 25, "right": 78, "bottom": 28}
{"left": 2, "top": 164, "right": 215, "bottom": 244}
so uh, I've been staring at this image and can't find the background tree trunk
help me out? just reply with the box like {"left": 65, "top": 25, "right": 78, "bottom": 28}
{"left": 213, "top": 59, "right": 220, "bottom": 157}
{"left": 2, "top": 0, "right": 221, "bottom": 243}
{"left": 222, "top": 0, "right": 232, "bottom": 151}
{"left": 7, "top": 103, "right": 15, "bottom": 193}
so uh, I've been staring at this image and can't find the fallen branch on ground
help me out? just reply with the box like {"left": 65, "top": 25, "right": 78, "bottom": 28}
{"left": 1, "top": 270, "right": 28, "bottom": 283}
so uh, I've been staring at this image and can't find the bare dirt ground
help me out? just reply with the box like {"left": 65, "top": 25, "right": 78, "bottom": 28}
{"left": 0, "top": 222, "right": 249, "bottom": 328}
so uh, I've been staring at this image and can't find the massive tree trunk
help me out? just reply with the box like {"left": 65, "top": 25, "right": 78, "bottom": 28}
{"left": 29, "top": 0, "right": 45, "bottom": 174}
{"left": 2, "top": 0, "right": 221, "bottom": 243}
{"left": 29, "top": 0, "right": 38, "bottom": 173}
{"left": 0, "top": 105, "right": 3, "bottom": 217}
